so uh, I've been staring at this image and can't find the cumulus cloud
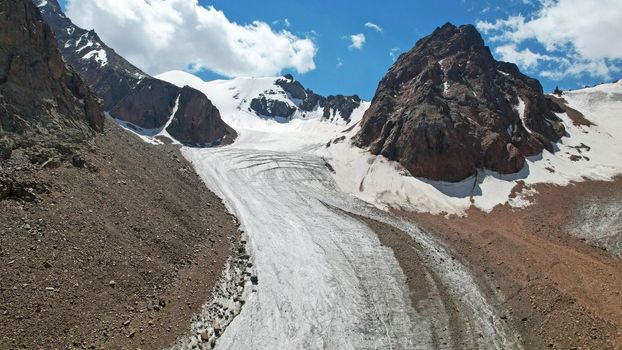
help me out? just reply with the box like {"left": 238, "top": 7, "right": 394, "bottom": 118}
{"left": 65, "top": 0, "right": 317, "bottom": 77}
{"left": 348, "top": 33, "right": 366, "bottom": 49}
{"left": 494, "top": 44, "right": 559, "bottom": 69}
{"left": 540, "top": 59, "right": 619, "bottom": 81}
{"left": 476, "top": 0, "right": 622, "bottom": 79}
{"left": 364, "top": 22, "right": 383, "bottom": 32}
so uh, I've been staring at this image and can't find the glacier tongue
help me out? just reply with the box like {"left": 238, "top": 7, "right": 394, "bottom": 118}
{"left": 184, "top": 147, "right": 429, "bottom": 349}
{"left": 175, "top": 83, "right": 438, "bottom": 347}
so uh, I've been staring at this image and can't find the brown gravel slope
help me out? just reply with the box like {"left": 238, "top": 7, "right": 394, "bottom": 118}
{"left": 403, "top": 179, "right": 622, "bottom": 350}
{"left": 0, "top": 119, "right": 239, "bottom": 350}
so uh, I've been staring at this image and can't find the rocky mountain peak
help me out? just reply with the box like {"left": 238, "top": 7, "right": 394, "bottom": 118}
{"left": 354, "top": 23, "right": 565, "bottom": 182}
{"left": 435, "top": 23, "right": 483, "bottom": 45}
{"left": 249, "top": 74, "right": 362, "bottom": 123}
{"left": 34, "top": 0, "right": 236, "bottom": 146}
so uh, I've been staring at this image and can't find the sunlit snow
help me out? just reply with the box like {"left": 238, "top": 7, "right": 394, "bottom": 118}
{"left": 156, "top": 70, "right": 525, "bottom": 349}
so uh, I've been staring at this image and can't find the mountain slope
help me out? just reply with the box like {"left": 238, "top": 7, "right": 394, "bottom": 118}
{"left": 0, "top": 0, "right": 103, "bottom": 165}
{"left": 1, "top": 1, "right": 241, "bottom": 348}
{"left": 158, "top": 71, "right": 366, "bottom": 129}
{"left": 354, "top": 23, "right": 565, "bottom": 182}
{"left": 34, "top": 0, "right": 236, "bottom": 146}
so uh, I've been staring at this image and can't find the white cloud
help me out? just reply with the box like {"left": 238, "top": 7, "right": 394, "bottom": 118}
{"left": 540, "top": 59, "right": 619, "bottom": 80}
{"left": 348, "top": 33, "right": 366, "bottom": 49}
{"left": 65, "top": 0, "right": 317, "bottom": 77}
{"left": 284, "top": 18, "right": 291, "bottom": 27}
{"left": 364, "top": 22, "right": 383, "bottom": 32}
{"left": 494, "top": 44, "right": 559, "bottom": 69}
{"left": 476, "top": 0, "right": 622, "bottom": 80}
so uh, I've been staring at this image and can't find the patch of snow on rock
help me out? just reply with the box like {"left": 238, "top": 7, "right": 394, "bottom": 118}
{"left": 514, "top": 97, "right": 530, "bottom": 133}
{"left": 82, "top": 49, "right": 108, "bottom": 66}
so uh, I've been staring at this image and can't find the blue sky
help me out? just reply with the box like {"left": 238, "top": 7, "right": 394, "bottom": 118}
{"left": 60, "top": 0, "right": 622, "bottom": 100}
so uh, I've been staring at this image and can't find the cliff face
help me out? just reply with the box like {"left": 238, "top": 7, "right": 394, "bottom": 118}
{"left": 354, "top": 23, "right": 565, "bottom": 182}
{"left": 167, "top": 86, "right": 236, "bottom": 146}
{"left": 35, "top": 0, "right": 236, "bottom": 145}
{"left": 0, "top": 0, "right": 104, "bottom": 161}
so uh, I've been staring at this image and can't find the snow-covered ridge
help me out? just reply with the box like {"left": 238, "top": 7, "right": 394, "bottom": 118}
{"left": 157, "top": 71, "right": 368, "bottom": 149}
{"left": 67, "top": 32, "right": 108, "bottom": 67}
{"left": 158, "top": 70, "right": 622, "bottom": 216}
{"left": 37, "top": 1, "right": 109, "bottom": 68}
{"left": 158, "top": 70, "right": 359, "bottom": 124}
{"left": 159, "top": 71, "right": 312, "bottom": 120}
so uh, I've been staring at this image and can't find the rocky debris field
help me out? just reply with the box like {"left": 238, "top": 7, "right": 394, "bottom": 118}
{"left": 564, "top": 184, "right": 622, "bottom": 259}
{"left": 170, "top": 234, "right": 256, "bottom": 350}
{"left": 0, "top": 120, "right": 240, "bottom": 349}
{"left": 405, "top": 178, "right": 622, "bottom": 349}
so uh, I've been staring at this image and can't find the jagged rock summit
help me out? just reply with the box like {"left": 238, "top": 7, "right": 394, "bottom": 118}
{"left": 354, "top": 23, "right": 565, "bottom": 182}
{"left": 249, "top": 74, "right": 362, "bottom": 123}
{"left": 35, "top": 0, "right": 235, "bottom": 146}
{"left": 0, "top": 0, "right": 104, "bottom": 161}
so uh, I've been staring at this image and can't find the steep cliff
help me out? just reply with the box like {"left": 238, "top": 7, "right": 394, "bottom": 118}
{"left": 0, "top": 0, "right": 104, "bottom": 163}
{"left": 354, "top": 23, "right": 565, "bottom": 182}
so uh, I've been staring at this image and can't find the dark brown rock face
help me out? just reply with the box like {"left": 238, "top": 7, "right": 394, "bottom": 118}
{"left": 0, "top": 0, "right": 104, "bottom": 160}
{"left": 167, "top": 87, "right": 236, "bottom": 146}
{"left": 354, "top": 23, "right": 565, "bottom": 182}
{"left": 111, "top": 80, "right": 179, "bottom": 129}
{"left": 35, "top": 0, "right": 235, "bottom": 145}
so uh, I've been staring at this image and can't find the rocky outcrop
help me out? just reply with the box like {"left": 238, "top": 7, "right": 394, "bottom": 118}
{"left": 0, "top": 0, "right": 104, "bottom": 161}
{"left": 35, "top": 0, "right": 235, "bottom": 145}
{"left": 354, "top": 23, "right": 565, "bottom": 182}
{"left": 250, "top": 74, "right": 362, "bottom": 122}
{"left": 276, "top": 74, "right": 308, "bottom": 100}
{"left": 167, "top": 87, "right": 236, "bottom": 146}
{"left": 250, "top": 96, "right": 297, "bottom": 119}
{"left": 111, "top": 80, "right": 179, "bottom": 129}
{"left": 322, "top": 94, "right": 362, "bottom": 122}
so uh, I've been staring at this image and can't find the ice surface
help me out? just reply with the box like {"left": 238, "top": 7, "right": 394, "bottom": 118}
{"left": 154, "top": 71, "right": 524, "bottom": 349}
{"left": 186, "top": 147, "right": 430, "bottom": 349}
